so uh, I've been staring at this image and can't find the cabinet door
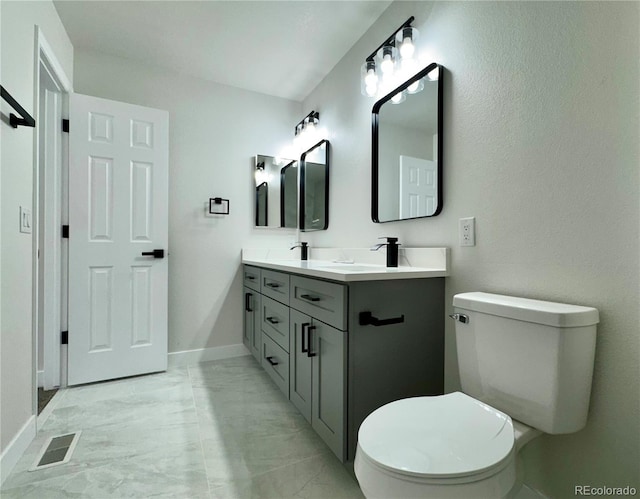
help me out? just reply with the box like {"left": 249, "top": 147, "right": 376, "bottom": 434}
{"left": 310, "top": 320, "right": 346, "bottom": 460}
{"left": 244, "top": 289, "right": 261, "bottom": 362}
{"left": 289, "top": 309, "right": 312, "bottom": 422}
{"left": 243, "top": 287, "right": 254, "bottom": 349}
{"left": 251, "top": 293, "right": 262, "bottom": 361}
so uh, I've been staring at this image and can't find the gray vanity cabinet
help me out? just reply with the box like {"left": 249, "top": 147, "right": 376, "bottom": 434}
{"left": 242, "top": 263, "right": 444, "bottom": 464}
{"left": 289, "top": 309, "right": 346, "bottom": 462}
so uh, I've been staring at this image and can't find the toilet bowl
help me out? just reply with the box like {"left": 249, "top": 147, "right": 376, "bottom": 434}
{"left": 354, "top": 392, "right": 528, "bottom": 499}
{"left": 354, "top": 292, "right": 599, "bottom": 499}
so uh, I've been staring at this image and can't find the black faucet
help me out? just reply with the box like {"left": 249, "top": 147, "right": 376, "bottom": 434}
{"left": 371, "top": 237, "right": 400, "bottom": 267}
{"left": 290, "top": 242, "right": 309, "bottom": 261}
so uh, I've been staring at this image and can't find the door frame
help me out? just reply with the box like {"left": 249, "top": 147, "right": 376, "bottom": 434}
{"left": 32, "top": 26, "right": 72, "bottom": 416}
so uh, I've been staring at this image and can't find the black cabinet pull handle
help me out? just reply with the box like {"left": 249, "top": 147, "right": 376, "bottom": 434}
{"left": 307, "top": 325, "right": 317, "bottom": 358}
{"left": 359, "top": 311, "right": 404, "bottom": 327}
{"left": 141, "top": 249, "right": 164, "bottom": 259}
{"left": 245, "top": 293, "right": 253, "bottom": 312}
{"left": 246, "top": 275, "right": 255, "bottom": 280}
{"left": 300, "top": 294, "right": 320, "bottom": 302}
{"left": 266, "top": 317, "right": 279, "bottom": 325}
{"left": 265, "top": 282, "right": 281, "bottom": 288}
{"left": 301, "top": 323, "right": 310, "bottom": 353}
{"left": 266, "top": 356, "right": 279, "bottom": 366}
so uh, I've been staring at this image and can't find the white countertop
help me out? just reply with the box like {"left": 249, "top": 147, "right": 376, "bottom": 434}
{"left": 242, "top": 247, "right": 449, "bottom": 282}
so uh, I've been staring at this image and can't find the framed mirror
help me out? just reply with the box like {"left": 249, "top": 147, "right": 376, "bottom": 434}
{"left": 254, "top": 155, "right": 291, "bottom": 228}
{"left": 300, "top": 139, "right": 329, "bottom": 231}
{"left": 372, "top": 63, "right": 443, "bottom": 223}
{"left": 280, "top": 160, "right": 298, "bottom": 228}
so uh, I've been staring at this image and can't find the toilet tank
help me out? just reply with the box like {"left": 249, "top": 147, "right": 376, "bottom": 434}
{"left": 452, "top": 292, "right": 599, "bottom": 434}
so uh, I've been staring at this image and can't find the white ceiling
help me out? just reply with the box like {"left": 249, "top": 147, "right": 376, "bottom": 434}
{"left": 54, "top": 0, "right": 392, "bottom": 102}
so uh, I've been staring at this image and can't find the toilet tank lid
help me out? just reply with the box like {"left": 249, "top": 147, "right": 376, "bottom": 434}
{"left": 453, "top": 292, "right": 599, "bottom": 327}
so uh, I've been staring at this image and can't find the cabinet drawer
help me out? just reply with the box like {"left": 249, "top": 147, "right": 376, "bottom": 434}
{"left": 243, "top": 266, "right": 261, "bottom": 292}
{"left": 261, "top": 269, "right": 290, "bottom": 304}
{"left": 262, "top": 334, "right": 289, "bottom": 398}
{"left": 290, "top": 276, "right": 347, "bottom": 330}
{"left": 260, "top": 296, "right": 290, "bottom": 352}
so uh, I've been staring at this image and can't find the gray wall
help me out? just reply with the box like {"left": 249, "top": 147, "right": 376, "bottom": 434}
{"left": 302, "top": 1, "right": 639, "bottom": 496}
{"left": 1, "top": 0, "right": 73, "bottom": 455}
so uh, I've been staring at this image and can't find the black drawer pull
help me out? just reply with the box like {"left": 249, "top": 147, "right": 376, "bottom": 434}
{"left": 359, "top": 311, "right": 405, "bottom": 327}
{"left": 307, "top": 325, "right": 317, "bottom": 358}
{"left": 301, "top": 323, "right": 310, "bottom": 353}
{"left": 266, "top": 316, "right": 279, "bottom": 325}
{"left": 246, "top": 275, "right": 255, "bottom": 280}
{"left": 300, "top": 294, "right": 320, "bottom": 302}
{"left": 266, "top": 356, "right": 279, "bottom": 366}
{"left": 265, "top": 282, "right": 281, "bottom": 288}
{"left": 245, "top": 293, "right": 253, "bottom": 312}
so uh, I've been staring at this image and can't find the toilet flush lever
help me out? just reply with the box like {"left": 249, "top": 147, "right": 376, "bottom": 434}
{"left": 449, "top": 313, "right": 469, "bottom": 324}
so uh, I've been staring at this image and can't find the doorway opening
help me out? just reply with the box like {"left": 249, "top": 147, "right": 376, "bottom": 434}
{"left": 33, "top": 27, "right": 71, "bottom": 418}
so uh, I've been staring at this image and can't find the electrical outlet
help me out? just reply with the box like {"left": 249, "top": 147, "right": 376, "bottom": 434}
{"left": 459, "top": 217, "right": 475, "bottom": 246}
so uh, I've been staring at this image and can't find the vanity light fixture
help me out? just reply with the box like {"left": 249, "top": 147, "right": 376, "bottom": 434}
{"left": 360, "top": 16, "right": 420, "bottom": 99}
{"left": 293, "top": 110, "right": 323, "bottom": 153}
{"left": 295, "top": 111, "right": 320, "bottom": 145}
{"left": 278, "top": 111, "right": 326, "bottom": 161}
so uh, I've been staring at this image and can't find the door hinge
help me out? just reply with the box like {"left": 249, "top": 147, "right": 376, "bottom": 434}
{"left": 62, "top": 225, "right": 69, "bottom": 238}
{"left": 61, "top": 331, "right": 68, "bottom": 344}
{"left": 62, "top": 119, "right": 69, "bottom": 133}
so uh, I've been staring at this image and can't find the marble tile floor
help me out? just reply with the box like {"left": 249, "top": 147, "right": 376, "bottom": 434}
{"left": 1, "top": 356, "right": 364, "bottom": 499}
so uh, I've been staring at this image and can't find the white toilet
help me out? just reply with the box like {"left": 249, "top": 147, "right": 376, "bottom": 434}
{"left": 354, "top": 292, "right": 599, "bottom": 498}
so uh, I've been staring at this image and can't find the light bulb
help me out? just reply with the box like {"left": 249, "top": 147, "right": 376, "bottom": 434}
{"left": 391, "top": 91, "right": 405, "bottom": 104}
{"left": 400, "top": 37, "right": 415, "bottom": 59}
{"left": 364, "top": 68, "right": 378, "bottom": 87}
{"left": 305, "top": 121, "right": 317, "bottom": 145}
{"left": 381, "top": 54, "right": 394, "bottom": 74}
{"left": 396, "top": 27, "right": 419, "bottom": 61}
{"left": 407, "top": 79, "right": 424, "bottom": 94}
{"left": 365, "top": 84, "right": 377, "bottom": 97}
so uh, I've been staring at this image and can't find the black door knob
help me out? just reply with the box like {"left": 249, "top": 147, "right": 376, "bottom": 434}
{"left": 141, "top": 249, "right": 164, "bottom": 259}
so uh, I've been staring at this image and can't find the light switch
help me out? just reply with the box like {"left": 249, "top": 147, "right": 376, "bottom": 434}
{"left": 20, "top": 206, "right": 32, "bottom": 234}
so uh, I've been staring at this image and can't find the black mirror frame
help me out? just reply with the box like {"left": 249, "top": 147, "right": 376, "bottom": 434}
{"left": 299, "top": 139, "right": 330, "bottom": 231}
{"left": 255, "top": 181, "right": 268, "bottom": 226}
{"left": 371, "top": 62, "right": 443, "bottom": 223}
{"left": 279, "top": 160, "right": 298, "bottom": 228}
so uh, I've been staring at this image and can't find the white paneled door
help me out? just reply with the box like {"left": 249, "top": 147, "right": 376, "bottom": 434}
{"left": 68, "top": 94, "right": 168, "bottom": 385}
{"left": 399, "top": 155, "right": 437, "bottom": 218}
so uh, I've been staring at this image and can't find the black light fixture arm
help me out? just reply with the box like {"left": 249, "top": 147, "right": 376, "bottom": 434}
{"left": 365, "top": 16, "right": 415, "bottom": 62}
{"left": 1, "top": 85, "right": 36, "bottom": 129}
{"left": 294, "top": 110, "right": 319, "bottom": 135}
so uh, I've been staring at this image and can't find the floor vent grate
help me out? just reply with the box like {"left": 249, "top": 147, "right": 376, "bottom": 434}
{"left": 30, "top": 431, "right": 82, "bottom": 471}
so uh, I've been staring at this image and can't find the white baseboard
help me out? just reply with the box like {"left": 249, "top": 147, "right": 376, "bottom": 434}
{"left": 167, "top": 343, "right": 250, "bottom": 368}
{"left": 0, "top": 415, "right": 36, "bottom": 486}
{"left": 37, "top": 370, "right": 44, "bottom": 388}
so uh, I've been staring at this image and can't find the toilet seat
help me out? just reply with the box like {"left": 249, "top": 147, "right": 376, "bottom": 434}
{"left": 357, "top": 392, "right": 515, "bottom": 480}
